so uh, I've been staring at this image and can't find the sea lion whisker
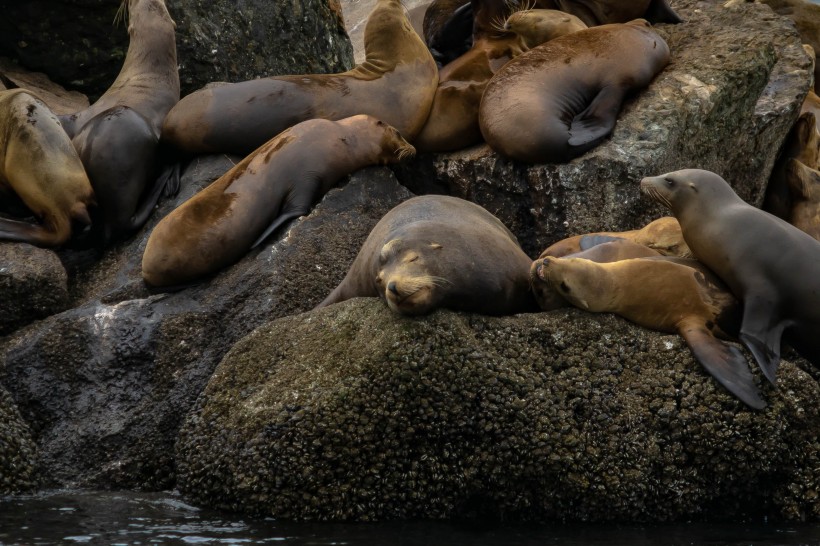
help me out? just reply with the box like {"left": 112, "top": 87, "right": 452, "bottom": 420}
{"left": 114, "top": 0, "right": 130, "bottom": 27}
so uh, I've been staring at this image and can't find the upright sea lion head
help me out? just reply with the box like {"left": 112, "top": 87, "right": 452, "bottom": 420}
{"left": 375, "top": 236, "right": 451, "bottom": 315}
{"left": 117, "top": 0, "right": 176, "bottom": 31}
{"left": 533, "top": 256, "right": 615, "bottom": 312}
{"left": 640, "top": 169, "right": 742, "bottom": 216}
{"left": 337, "top": 115, "right": 416, "bottom": 164}
{"left": 504, "top": 9, "right": 587, "bottom": 48}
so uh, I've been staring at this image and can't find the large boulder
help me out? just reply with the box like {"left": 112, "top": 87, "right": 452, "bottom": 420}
{"left": 392, "top": 0, "right": 813, "bottom": 254}
{"left": 0, "top": 164, "right": 413, "bottom": 489}
{"left": 0, "top": 385, "right": 38, "bottom": 495}
{"left": 0, "top": 0, "right": 354, "bottom": 100}
{"left": 176, "top": 299, "right": 820, "bottom": 522}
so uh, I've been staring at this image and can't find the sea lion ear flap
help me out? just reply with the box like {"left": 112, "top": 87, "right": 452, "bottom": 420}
{"left": 688, "top": 182, "right": 698, "bottom": 192}
{"left": 429, "top": 243, "right": 443, "bottom": 250}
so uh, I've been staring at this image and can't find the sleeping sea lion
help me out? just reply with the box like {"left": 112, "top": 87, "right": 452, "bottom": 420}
{"left": 785, "top": 158, "right": 820, "bottom": 240}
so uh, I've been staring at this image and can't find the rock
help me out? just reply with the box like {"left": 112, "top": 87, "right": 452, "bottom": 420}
{"left": 0, "top": 57, "right": 89, "bottom": 114}
{"left": 759, "top": 0, "right": 820, "bottom": 92}
{"left": 0, "top": 243, "right": 68, "bottom": 336}
{"left": 176, "top": 299, "right": 820, "bottom": 522}
{"left": 0, "top": 385, "right": 38, "bottom": 495}
{"left": 0, "top": 0, "right": 354, "bottom": 101}
{"left": 391, "top": 0, "right": 813, "bottom": 255}
{"left": 0, "top": 163, "right": 413, "bottom": 489}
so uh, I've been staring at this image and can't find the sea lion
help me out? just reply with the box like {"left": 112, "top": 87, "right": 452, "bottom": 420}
{"left": 59, "top": 0, "right": 179, "bottom": 245}
{"left": 414, "top": 8, "right": 587, "bottom": 152}
{"left": 0, "top": 89, "right": 95, "bottom": 247}
{"left": 316, "top": 194, "right": 539, "bottom": 316}
{"left": 641, "top": 169, "right": 820, "bottom": 383}
{"left": 785, "top": 158, "right": 820, "bottom": 240}
{"left": 423, "top": 0, "right": 474, "bottom": 65}
{"left": 534, "top": 255, "right": 766, "bottom": 410}
{"left": 762, "top": 111, "right": 819, "bottom": 220}
{"left": 142, "top": 115, "right": 416, "bottom": 288}
{"left": 539, "top": 216, "right": 690, "bottom": 259}
{"left": 478, "top": 20, "right": 670, "bottom": 163}
{"left": 161, "top": 0, "right": 438, "bottom": 156}
{"left": 530, "top": 238, "right": 662, "bottom": 310}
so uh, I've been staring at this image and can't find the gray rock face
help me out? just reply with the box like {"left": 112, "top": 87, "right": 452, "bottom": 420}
{"left": 177, "top": 299, "right": 820, "bottom": 522}
{"left": 0, "top": 164, "right": 412, "bottom": 489}
{"left": 392, "top": 0, "right": 813, "bottom": 254}
{"left": 0, "top": 385, "right": 38, "bottom": 495}
{"left": 0, "top": 0, "right": 354, "bottom": 100}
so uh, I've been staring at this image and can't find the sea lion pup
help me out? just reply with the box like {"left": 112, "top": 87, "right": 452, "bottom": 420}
{"left": 535, "top": 255, "right": 766, "bottom": 410}
{"left": 59, "top": 0, "right": 179, "bottom": 245}
{"left": 762, "top": 111, "right": 820, "bottom": 220}
{"left": 0, "top": 89, "right": 95, "bottom": 247}
{"left": 785, "top": 158, "right": 820, "bottom": 240}
{"left": 316, "top": 195, "right": 539, "bottom": 316}
{"left": 641, "top": 169, "right": 820, "bottom": 384}
{"left": 142, "top": 116, "right": 415, "bottom": 288}
{"left": 479, "top": 20, "right": 670, "bottom": 164}
{"left": 539, "top": 216, "right": 690, "bottom": 259}
{"left": 414, "top": 8, "right": 587, "bottom": 152}
{"left": 530, "top": 238, "right": 662, "bottom": 310}
{"left": 161, "top": 0, "right": 438, "bottom": 156}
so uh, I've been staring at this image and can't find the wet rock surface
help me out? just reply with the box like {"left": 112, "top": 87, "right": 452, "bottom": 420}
{"left": 177, "top": 299, "right": 820, "bottom": 522}
{"left": 0, "top": 385, "right": 38, "bottom": 495}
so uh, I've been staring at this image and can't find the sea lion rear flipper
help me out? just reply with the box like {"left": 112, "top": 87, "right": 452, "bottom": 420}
{"left": 681, "top": 324, "right": 767, "bottom": 410}
{"left": 567, "top": 85, "right": 625, "bottom": 147}
{"left": 251, "top": 209, "right": 306, "bottom": 249}
{"left": 738, "top": 296, "right": 786, "bottom": 386}
{"left": 644, "top": 0, "right": 683, "bottom": 24}
{"left": 128, "top": 162, "right": 180, "bottom": 230}
{"left": 579, "top": 234, "right": 625, "bottom": 251}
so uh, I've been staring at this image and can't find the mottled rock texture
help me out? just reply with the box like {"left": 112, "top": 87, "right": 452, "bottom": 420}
{"left": 0, "top": 0, "right": 353, "bottom": 100}
{"left": 0, "top": 385, "right": 38, "bottom": 495}
{"left": 177, "top": 299, "right": 820, "bottom": 522}
{"left": 392, "top": 0, "right": 813, "bottom": 254}
{"left": 0, "top": 164, "right": 412, "bottom": 489}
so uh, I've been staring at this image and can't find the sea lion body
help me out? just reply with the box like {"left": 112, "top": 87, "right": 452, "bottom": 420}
{"left": 641, "top": 169, "right": 820, "bottom": 381}
{"left": 763, "top": 111, "right": 819, "bottom": 220}
{"left": 0, "top": 89, "right": 95, "bottom": 247}
{"left": 535, "top": 255, "right": 766, "bottom": 409}
{"left": 316, "top": 195, "right": 538, "bottom": 316}
{"left": 162, "top": 0, "right": 437, "bottom": 156}
{"left": 785, "top": 158, "right": 820, "bottom": 240}
{"left": 479, "top": 20, "right": 670, "bottom": 163}
{"left": 142, "top": 115, "right": 415, "bottom": 288}
{"left": 60, "top": 0, "right": 179, "bottom": 245}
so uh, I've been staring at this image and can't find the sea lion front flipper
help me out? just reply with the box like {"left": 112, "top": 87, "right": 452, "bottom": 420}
{"left": 738, "top": 295, "right": 786, "bottom": 386}
{"left": 567, "top": 85, "right": 625, "bottom": 147}
{"left": 644, "top": 0, "right": 683, "bottom": 24}
{"left": 680, "top": 322, "right": 767, "bottom": 410}
{"left": 579, "top": 234, "right": 625, "bottom": 251}
{"left": 251, "top": 209, "right": 307, "bottom": 249}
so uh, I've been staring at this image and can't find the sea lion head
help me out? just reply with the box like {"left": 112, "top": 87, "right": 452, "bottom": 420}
{"left": 118, "top": 0, "right": 176, "bottom": 31}
{"left": 338, "top": 115, "right": 416, "bottom": 165}
{"left": 532, "top": 256, "right": 614, "bottom": 312}
{"left": 640, "top": 169, "right": 740, "bottom": 216}
{"left": 529, "top": 258, "right": 570, "bottom": 310}
{"left": 504, "top": 9, "right": 587, "bottom": 49}
{"left": 375, "top": 237, "right": 449, "bottom": 315}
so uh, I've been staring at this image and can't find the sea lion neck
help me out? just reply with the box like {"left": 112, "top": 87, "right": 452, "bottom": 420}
{"left": 352, "top": 0, "right": 432, "bottom": 77}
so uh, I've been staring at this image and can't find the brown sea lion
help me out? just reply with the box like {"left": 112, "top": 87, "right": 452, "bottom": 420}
{"left": 539, "top": 216, "right": 690, "bottom": 259}
{"left": 785, "top": 158, "right": 820, "bottom": 240}
{"left": 641, "top": 169, "right": 820, "bottom": 383}
{"left": 414, "top": 8, "right": 587, "bottom": 152}
{"left": 161, "top": 0, "right": 438, "bottom": 156}
{"left": 142, "top": 116, "right": 415, "bottom": 288}
{"left": 478, "top": 20, "right": 670, "bottom": 164}
{"left": 0, "top": 89, "right": 95, "bottom": 247}
{"left": 762, "top": 111, "right": 820, "bottom": 220}
{"left": 59, "top": 0, "right": 179, "bottom": 245}
{"left": 534, "top": 255, "right": 766, "bottom": 410}
{"left": 759, "top": 0, "right": 820, "bottom": 93}
{"left": 316, "top": 195, "right": 539, "bottom": 316}
{"left": 530, "top": 238, "right": 662, "bottom": 310}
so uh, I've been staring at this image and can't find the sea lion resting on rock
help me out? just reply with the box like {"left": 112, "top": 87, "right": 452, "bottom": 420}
{"left": 0, "top": 89, "right": 95, "bottom": 247}
{"left": 59, "top": 0, "right": 180, "bottom": 246}
{"left": 161, "top": 0, "right": 437, "bottom": 156}
{"left": 540, "top": 216, "right": 689, "bottom": 259}
{"left": 479, "top": 20, "right": 670, "bottom": 163}
{"left": 641, "top": 169, "right": 820, "bottom": 383}
{"left": 785, "top": 158, "right": 820, "bottom": 240}
{"left": 534, "top": 254, "right": 767, "bottom": 410}
{"left": 317, "top": 195, "right": 539, "bottom": 316}
{"left": 142, "top": 116, "right": 415, "bottom": 288}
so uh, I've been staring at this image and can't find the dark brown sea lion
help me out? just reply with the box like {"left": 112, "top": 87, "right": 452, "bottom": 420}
{"left": 479, "top": 20, "right": 670, "bottom": 164}
{"left": 530, "top": 238, "right": 662, "bottom": 310}
{"left": 59, "top": 0, "right": 179, "bottom": 245}
{"left": 414, "top": 9, "right": 587, "bottom": 152}
{"left": 316, "top": 194, "right": 539, "bottom": 316}
{"left": 0, "top": 89, "right": 95, "bottom": 247}
{"left": 785, "top": 158, "right": 820, "bottom": 240}
{"left": 161, "top": 0, "right": 438, "bottom": 156}
{"left": 535, "top": 254, "right": 766, "bottom": 410}
{"left": 142, "top": 115, "right": 416, "bottom": 288}
{"left": 641, "top": 169, "right": 820, "bottom": 383}
{"left": 539, "top": 216, "right": 690, "bottom": 259}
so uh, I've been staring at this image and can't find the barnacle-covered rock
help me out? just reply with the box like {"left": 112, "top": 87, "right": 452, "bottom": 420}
{"left": 0, "top": 385, "right": 37, "bottom": 494}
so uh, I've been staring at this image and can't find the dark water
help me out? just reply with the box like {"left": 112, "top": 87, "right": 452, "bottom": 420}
{"left": 3, "top": 491, "right": 820, "bottom": 546}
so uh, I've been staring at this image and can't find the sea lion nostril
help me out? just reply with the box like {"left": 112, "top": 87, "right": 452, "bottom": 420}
{"left": 387, "top": 281, "right": 399, "bottom": 295}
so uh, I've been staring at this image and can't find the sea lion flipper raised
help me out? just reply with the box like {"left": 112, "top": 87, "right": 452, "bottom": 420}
{"left": 578, "top": 234, "right": 626, "bottom": 251}
{"left": 680, "top": 321, "right": 766, "bottom": 410}
{"left": 567, "top": 85, "right": 625, "bottom": 147}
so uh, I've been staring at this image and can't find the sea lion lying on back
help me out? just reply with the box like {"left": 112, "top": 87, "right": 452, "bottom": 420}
{"left": 316, "top": 195, "right": 539, "bottom": 316}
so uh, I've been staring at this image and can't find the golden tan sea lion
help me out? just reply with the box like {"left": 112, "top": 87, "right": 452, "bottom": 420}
{"left": 161, "top": 0, "right": 438, "bottom": 156}
{"left": 763, "top": 112, "right": 820, "bottom": 220}
{"left": 785, "top": 158, "right": 820, "bottom": 240}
